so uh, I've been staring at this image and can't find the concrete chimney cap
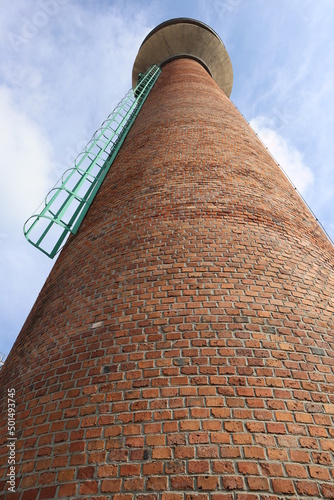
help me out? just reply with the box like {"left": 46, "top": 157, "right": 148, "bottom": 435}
{"left": 132, "top": 18, "right": 233, "bottom": 97}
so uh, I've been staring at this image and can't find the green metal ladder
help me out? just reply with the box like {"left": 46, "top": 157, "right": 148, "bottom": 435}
{"left": 24, "top": 64, "right": 161, "bottom": 258}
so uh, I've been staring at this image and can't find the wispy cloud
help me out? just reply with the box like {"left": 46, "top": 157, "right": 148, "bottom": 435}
{"left": 0, "top": 86, "right": 54, "bottom": 222}
{"left": 226, "top": 0, "right": 334, "bottom": 239}
{"left": 0, "top": 84, "right": 57, "bottom": 352}
{"left": 250, "top": 116, "right": 314, "bottom": 195}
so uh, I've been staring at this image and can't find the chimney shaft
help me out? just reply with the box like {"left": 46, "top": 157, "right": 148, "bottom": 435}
{"left": 0, "top": 19, "right": 333, "bottom": 500}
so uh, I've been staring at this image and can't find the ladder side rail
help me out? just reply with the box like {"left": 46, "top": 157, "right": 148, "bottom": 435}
{"left": 72, "top": 66, "right": 161, "bottom": 234}
{"left": 23, "top": 65, "right": 161, "bottom": 257}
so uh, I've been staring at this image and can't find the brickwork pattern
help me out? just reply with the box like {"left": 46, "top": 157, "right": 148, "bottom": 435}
{"left": 0, "top": 59, "right": 334, "bottom": 499}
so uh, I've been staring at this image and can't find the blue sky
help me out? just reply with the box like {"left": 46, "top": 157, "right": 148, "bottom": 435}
{"left": 1, "top": 0, "right": 334, "bottom": 356}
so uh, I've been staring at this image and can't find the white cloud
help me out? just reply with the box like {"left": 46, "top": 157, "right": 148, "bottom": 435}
{"left": 0, "top": 86, "right": 54, "bottom": 225}
{"left": 0, "top": 85, "right": 56, "bottom": 353}
{"left": 250, "top": 116, "right": 314, "bottom": 195}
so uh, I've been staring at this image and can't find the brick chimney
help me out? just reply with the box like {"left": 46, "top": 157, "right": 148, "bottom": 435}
{"left": 1, "top": 18, "right": 334, "bottom": 499}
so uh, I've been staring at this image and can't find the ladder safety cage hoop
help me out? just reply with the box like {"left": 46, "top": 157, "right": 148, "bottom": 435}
{"left": 23, "top": 64, "right": 161, "bottom": 258}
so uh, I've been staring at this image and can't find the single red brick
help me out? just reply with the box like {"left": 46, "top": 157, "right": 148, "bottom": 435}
{"left": 238, "top": 462, "right": 259, "bottom": 475}
{"left": 320, "top": 438, "right": 334, "bottom": 451}
{"left": 290, "top": 449, "right": 311, "bottom": 463}
{"left": 167, "top": 433, "right": 187, "bottom": 446}
{"left": 125, "top": 437, "right": 144, "bottom": 448}
{"left": 189, "top": 432, "right": 209, "bottom": 444}
{"left": 39, "top": 486, "right": 57, "bottom": 499}
{"left": 152, "top": 447, "right": 172, "bottom": 459}
{"left": 197, "top": 445, "right": 219, "bottom": 458}
{"left": 21, "top": 475, "right": 38, "bottom": 488}
{"left": 198, "top": 475, "right": 219, "bottom": 490}
{"left": 120, "top": 464, "right": 141, "bottom": 476}
{"left": 224, "top": 421, "right": 243, "bottom": 433}
{"left": 180, "top": 420, "right": 201, "bottom": 431}
{"left": 247, "top": 476, "right": 269, "bottom": 491}
{"left": 232, "top": 433, "right": 252, "bottom": 445}
{"left": 211, "top": 432, "right": 230, "bottom": 443}
{"left": 88, "top": 450, "right": 106, "bottom": 463}
{"left": 245, "top": 422, "right": 265, "bottom": 433}
{"left": 213, "top": 461, "right": 234, "bottom": 474}
{"left": 101, "top": 479, "right": 122, "bottom": 493}
{"left": 69, "top": 441, "right": 85, "bottom": 452}
{"left": 266, "top": 422, "right": 286, "bottom": 434}
{"left": 309, "top": 464, "right": 331, "bottom": 480}
{"left": 171, "top": 476, "right": 194, "bottom": 490}
{"left": 35, "top": 459, "right": 52, "bottom": 471}
{"left": 300, "top": 437, "right": 319, "bottom": 449}
{"left": 260, "top": 462, "right": 284, "bottom": 476}
{"left": 38, "top": 471, "right": 56, "bottom": 484}
{"left": 143, "top": 462, "right": 163, "bottom": 475}
{"left": 222, "top": 476, "right": 244, "bottom": 490}
{"left": 275, "top": 410, "right": 294, "bottom": 421}
{"left": 58, "top": 483, "right": 77, "bottom": 497}
{"left": 312, "top": 451, "right": 332, "bottom": 465}
{"left": 97, "top": 464, "right": 117, "bottom": 477}
{"left": 20, "top": 462, "right": 35, "bottom": 473}
{"left": 147, "top": 476, "right": 168, "bottom": 491}
{"left": 81, "top": 416, "right": 98, "bottom": 427}
{"left": 79, "top": 481, "right": 98, "bottom": 494}
{"left": 296, "top": 481, "right": 320, "bottom": 496}
{"left": 206, "top": 397, "right": 225, "bottom": 407}
{"left": 243, "top": 447, "right": 265, "bottom": 459}
{"left": 322, "top": 483, "right": 334, "bottom": 498}
{"left": 146, "top": 434, "right": 165, "bottom": 446}
{"left": 272, "top": 478, "right": 295, "bottom": 494}
{"left": 220, "top": 446, "right": 241, "bottom": 458}
{"left": 123, "top": 478, "right": 145, "bottom": 491}
{"left": 210, "top": 408, "right": 230, "bottom": 419}
{"left": 285, "top": 463, "right": 308, "bottom": 478}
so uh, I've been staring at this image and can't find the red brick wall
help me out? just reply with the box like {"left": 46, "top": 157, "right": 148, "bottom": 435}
{"left": 1, "top": 59, "right": 334, "bottom": 499}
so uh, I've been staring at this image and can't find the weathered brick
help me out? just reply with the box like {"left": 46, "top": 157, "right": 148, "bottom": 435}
{"left": 309, "top": 464, "right": 331, "bottom": 480}
{"left": 58, "top": 483, "right": 77, "bottom": 497}
{"left": 285, "top": 463, "right": 308, "bottom": 478}
{"left": 238, "top": 462, "right": 259, "bottom": 475}
{"left": 261, "top": 463, "right": 284, "bottom": 476}
{"left": 198, "top": 475, "right": 219, "bottom": 490}
{"left": 171, "top": 476, "right": 194, "bottom": 490}
{"left": 147, "top": 476, "right": 167, "bottom": 491}
{"left": 222, "top": 476, "right": 244, "bottom": 490}
{"left": 272, "top": 478, "right": 295, "bottom": 494}
{"left": 322, "top": 483, "right": 334, "bottom": 498}
{"left": 296, "top": 481, "right": 320, "bottom": 496}
{"left": 247, "top": 476, "right": 270, "bottom": 491}
{"left": 78, "top": 481, "right": 98, "bottom": 494}
{"left": 101, "top": 479, "right": 122, "bottom": 493}
{"left": 122, "top": 478, "right": 144, "bottom": 493}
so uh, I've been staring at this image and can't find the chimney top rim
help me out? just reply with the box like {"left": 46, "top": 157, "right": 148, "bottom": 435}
{"left": 132, "top": 17, "right": 233, "bottom": 97}
{"left": 140, "top": 17, "right": 221, "bottom": 47}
